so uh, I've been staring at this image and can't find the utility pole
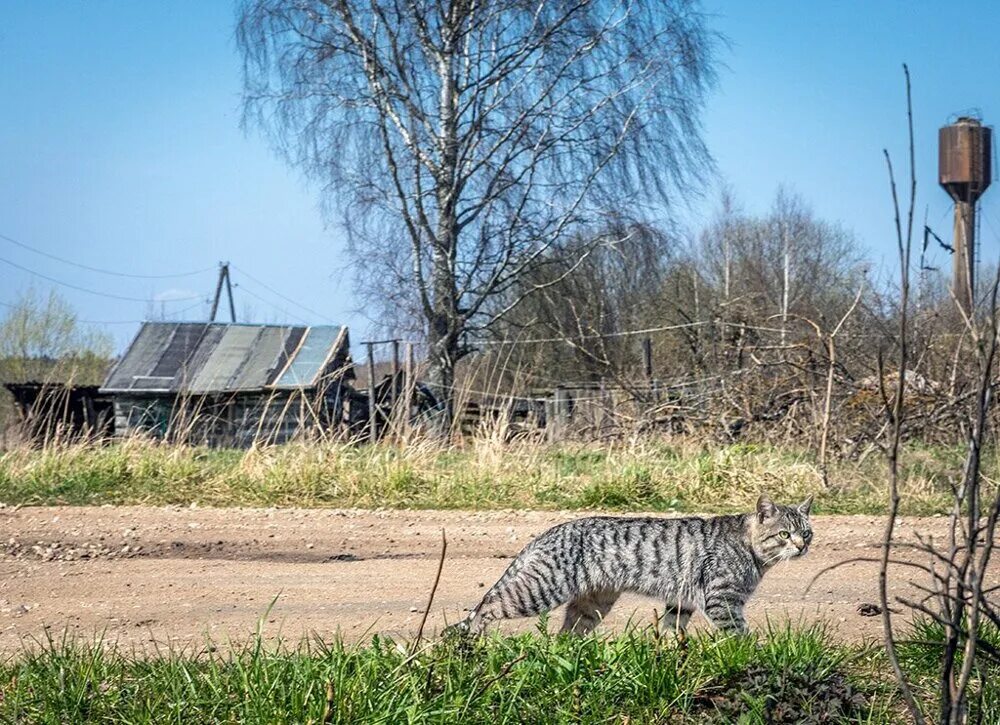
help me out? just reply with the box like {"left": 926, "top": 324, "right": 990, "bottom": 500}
{"left": 209, "top": 262, "right": 237, "bottom": 323}
{"left": 224, "top": 265, "right": 236, "bottom": 323}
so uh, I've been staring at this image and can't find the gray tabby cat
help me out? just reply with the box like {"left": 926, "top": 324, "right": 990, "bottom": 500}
{"left": 447, "top": 493, "right": 813, "bottom": 636}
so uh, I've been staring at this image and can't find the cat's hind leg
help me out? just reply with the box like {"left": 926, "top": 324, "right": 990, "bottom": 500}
{"left": 560, "top": 590, "right": 620, "bottom": 635}
{"left": 661, "top": 601, "right": 696, "bottom": 646}
{"left": 452, "top": 551, "right": 575, "bottom": 636}
{"left": 661, "top": 601, "right": 695, "bottom": 634}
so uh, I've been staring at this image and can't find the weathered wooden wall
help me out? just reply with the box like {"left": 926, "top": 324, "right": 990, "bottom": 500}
{"left": 112, "top": 382, "right": 349, "bottom": 448}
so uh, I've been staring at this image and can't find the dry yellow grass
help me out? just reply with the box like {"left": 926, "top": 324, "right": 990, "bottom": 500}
{"left": 0, "top": 434, "right": 967, "bottom": 514}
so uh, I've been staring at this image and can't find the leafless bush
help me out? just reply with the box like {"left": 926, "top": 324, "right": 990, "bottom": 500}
{"left": 871, "top": 65, "right": 997, "bottom": 725}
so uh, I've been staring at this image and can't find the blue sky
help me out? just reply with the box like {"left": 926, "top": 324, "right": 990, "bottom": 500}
{"left": 1, "top": 1, "right": 998, "bottom": 353}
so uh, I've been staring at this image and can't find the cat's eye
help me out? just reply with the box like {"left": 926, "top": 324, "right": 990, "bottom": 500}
{"left": 778, "top": 531, "right": 790, "bottom": 540}
{"left": 803, "top": 531, "right": 812, "bottom": 541}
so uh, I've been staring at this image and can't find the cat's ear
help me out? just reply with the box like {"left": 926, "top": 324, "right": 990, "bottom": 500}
{"left": 797, "top": 495, "right": 814, "bottom": 517}
{"left": 757, "top": 493, "right": 777, "bottom": 522}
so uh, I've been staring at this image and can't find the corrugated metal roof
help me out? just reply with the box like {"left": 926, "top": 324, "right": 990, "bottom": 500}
{"left": 272, "top": 326, "right": 347, "bottom": 388}
{"left": 103, "top": 323, "right": 175, "bottom": 392}
{"left": 170, "top": 324, "right": 226, "bottom": 392}
{"left": 150, "top": 323, "right": 208, "bottom": 378}
{"left": 101, "top": 322, "right": 351, "bottom": 394}
{"left": 232, "top": 326, "right": 292, "bottom": 390}
{"left": 187, "top": 326, "right": 263, "bottom": 393}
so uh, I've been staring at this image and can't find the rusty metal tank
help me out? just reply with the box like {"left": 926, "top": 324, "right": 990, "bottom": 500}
{"left": 939, "top": 117, "right": 992, "bottom": 203}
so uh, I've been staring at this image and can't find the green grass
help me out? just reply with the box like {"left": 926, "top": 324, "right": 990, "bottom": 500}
{"left": 6, "top": 621, "right": 999, "bottom": 724}
{"left": 0, "top": 437, "right": 972, "bottom": 514}
{"left": 895, "top": 617, "right": 1000, "bottom": 722}
{"left": 0, "top": 625, "right": 897, "bottom": 724}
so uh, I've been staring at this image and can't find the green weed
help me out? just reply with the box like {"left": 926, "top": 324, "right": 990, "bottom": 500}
{"left": 0, "top": 625, "right": 891, "bottom": 724}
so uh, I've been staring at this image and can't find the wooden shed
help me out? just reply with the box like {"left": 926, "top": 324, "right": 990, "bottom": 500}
{"left": 4, "top": 382, "right": 115, "bottom": 444}
{"left": 100, "top": 322, "right": 354, "bottom": 447}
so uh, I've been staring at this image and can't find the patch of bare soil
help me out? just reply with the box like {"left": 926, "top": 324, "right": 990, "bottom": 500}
{"left": 0, "top": 506, "right": 983, "bottom": 653}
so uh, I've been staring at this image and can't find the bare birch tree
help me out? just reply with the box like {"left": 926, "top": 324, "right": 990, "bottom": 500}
{"left": 237, "top": 0, "right": 718, "bottom": 421}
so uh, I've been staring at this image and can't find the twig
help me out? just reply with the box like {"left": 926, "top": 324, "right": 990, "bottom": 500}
{"left": 412, "top": 528, "right": 447, "bottom": 652}
{"left": 878, "top": 62, "right": 925, "bottom": 725}
{"left": 804, "top": 556, "right": 935, "bottom": 594}
{"left": 896, "top": 599, "right": 1000, "bottom": 667}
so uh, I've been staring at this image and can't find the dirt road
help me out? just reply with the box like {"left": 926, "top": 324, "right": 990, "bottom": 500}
{"left": 0, "top": 506, "right": 982, "bottom": 652}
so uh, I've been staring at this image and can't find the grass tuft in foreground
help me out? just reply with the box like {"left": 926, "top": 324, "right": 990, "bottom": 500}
{"left": 0, "top": 625, "right": 892, "bottom": 724}
{"left": 896, "top": 617, "right": 1000, "bottom": 722}
{"left": 0, "top": 437, "right": 972, "bottom": 514}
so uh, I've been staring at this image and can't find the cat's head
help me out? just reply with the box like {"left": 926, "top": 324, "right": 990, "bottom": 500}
{"left": 751, "top": 493, "right": 813, "bottom": 565}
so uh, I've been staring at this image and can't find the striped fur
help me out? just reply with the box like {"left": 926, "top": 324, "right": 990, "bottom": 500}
{"left": 448, "top": 493, "right": 813, "bottom": 636}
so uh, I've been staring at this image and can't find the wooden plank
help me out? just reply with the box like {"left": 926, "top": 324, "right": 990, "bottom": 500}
{"left": 366, "top": 342, "right": 377, "bottom": 442}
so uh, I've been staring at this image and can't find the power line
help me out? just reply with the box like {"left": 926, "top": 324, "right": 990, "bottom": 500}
{"left": 359, "top": 320, "right": 800, "bottom": 350}
{"left": 363, "top": 318, "right": 909, "bottom": 353}
{"left": 0, "top": 231, "right": 213, "bottom": 279}
{"left": 476, "top": 320, "right": 726, "bottom": 346}
{"left": 0, "top": 255, "right": 204, "bottom": 303}
{"left": 0, "top": 297, "right": 207, "bottom": 325}
{"left": 234, "top": 284, "right": 311, "bottom": 325}
{"left": 0, "top": 297, "right": 138, "bottom": 324}
{"left": 231, "top": 264, "right": 337, "bottom": 323}
{"left": 360, "top": 313, "right": 952, "bottom": 353}
{"left": 420, "top": 373, "right": 734, "bottom": 405}
{"left": 147, "top": 298, "right": 209, "bottom": 319}
{"left": 474, "top": 321, "right": 706, "bottom": 346}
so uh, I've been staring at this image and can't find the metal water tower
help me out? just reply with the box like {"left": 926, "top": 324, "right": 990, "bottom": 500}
{"left": 939, "top": 116, "right": 992, "bottom": 314}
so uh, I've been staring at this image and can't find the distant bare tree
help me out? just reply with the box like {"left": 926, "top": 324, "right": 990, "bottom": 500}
{"left": 237, "top": 0, "right": 718, "bottom": 422}
{"left": 697, "top": 188, "right": 866, "bottom": 331}
{"left": 488, "top": 220, "right": 674, "bottom": 386}
{"left": 0, "top": 288, "right": 111, "bottom": 383}
{"left": 0, "top": 287, "right": 113, "bottom": 431}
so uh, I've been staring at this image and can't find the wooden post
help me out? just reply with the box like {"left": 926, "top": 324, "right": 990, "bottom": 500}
{"left": 558, "top": 386, "right": 571, "bottom": 439}
{"left": 365, "top": 341, "right": 377, "bottom": 443}
{"left": 599, "top": 377, "right": 609, "bottom": 432}
{"left": 406, "top": 342, "right": 415, "bottom": 387}
{"left": 404, "top": 341, "right": 415, "bottom": 435}
{"left": 548, "top": 385, "right": 570, "bottom": 442}
{"left": 642, "top": 337, "right": 653, "bottom": 382}
{"left": 641, "top": 336, "right": 655, "bottom": 407}
{"left": 391, "top": 339, "right": 400, "bottom": 409}
{"left": 545, "top": 397, "right": 555, "bottom": 443}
